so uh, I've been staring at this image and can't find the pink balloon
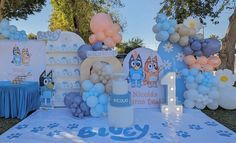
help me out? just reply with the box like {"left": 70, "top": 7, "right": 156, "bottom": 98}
{"left": 104, "top": 38, "right": 116, "bottom": 48}
{"left": 197, "top": 56, "right": 208, "bottom": 65}
{"left": 112, "top": 23, "right": 121, "bottom": 32}
{"left": 202, "top": 64, "right": 214, "bottom": 71}
{"left": 105, "top": 29, "right": 115, "bottom": 37}
{"left": 190, "top": 63, "right": 201, "bottom": 70}
{"left": 90, "top": 13, "right": 113, "bottom": 33}
{"left": 112, "top": 33, "right": 122, "bottom": 43}
{"left": 95, "top": 32, "right": 106, "bottom": 41}
{"left": 208, "top": 56, "right": 221, "bottom": 67}
{"left": 89, "top": 34, "right": 97, "bottom": 44}
{"left": 184, "top": 55, "right": 196, "bottom": 65}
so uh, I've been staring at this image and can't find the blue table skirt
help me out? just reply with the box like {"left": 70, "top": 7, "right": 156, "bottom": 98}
{"left": 0, "top": 81, "right": 40, "bottom": 119}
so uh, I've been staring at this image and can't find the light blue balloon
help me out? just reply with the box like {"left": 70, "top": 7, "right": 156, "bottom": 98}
{"left": 155, "top": 31, "right": 169, "bottom": 41}
{"left": 0, "top": 19, "right": 9, "bottom": 29}
{"left": 186, "top": 82, "right": 198, "bottom": 90}
{"left": 161, "top": 22, "right": 170, "bottom": 31}
{"left": 90, "top": 108, "right": 101, "bottom": 117}
{"left": 82, "top": 80, "right": 93, "bottom": 91}
{"left": 181, "top": 69, "right": 189, "bottom": 76}
{"left": 9, "top": 25, "right": 17, "bottom": 33}
{"left": 189, "top": 68, "right": 199, "bottom": 76}
{"left": 86, "top": 96, "right": 98, "bottom": 108}
{"left": 198, "top": 85, "right": 209, "bottom": 94}
{"left": 196, "top": 73, "right": 204, "bottom": 83}
{"left": 167, "top": 27, "right": 175, "bottom": 34}
{"left": 95, "top": 103, "right": 104, "bottom": 113}
{"left": 98, "top": 93, "right": 108, "bottom": 104}
{"left": 157, "top": 41, "right": 187, "bottom": 103}
{"left": 94, "top": 83, "right": 105, "bottom": 94}
{"left": 186, "top": 76, "right": 195, "bottom": 83}
{"left": 169, "top": 19, "right": 177, "bottom": 27}
{"left": 156, "top": 14, "right": 167, "bottom": 23}
{"left": 82, "top": 92, "right": 90, "bottom": 101}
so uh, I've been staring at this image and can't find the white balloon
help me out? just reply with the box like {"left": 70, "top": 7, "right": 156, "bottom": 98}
{"left": 218, "top": 86, "right": 236, "bottom": 110}
{"left": 184, "top": 100, "right": 195, "bottom": 108}
{"left": 207, "top": 102, "right": 219, "bottom": 110}
{"left": 195, "top": 102, "right": 206, "bottom": 109}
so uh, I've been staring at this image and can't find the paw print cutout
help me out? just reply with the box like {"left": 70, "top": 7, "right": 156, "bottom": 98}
{"left": 15, "top": 124, "right": 28, "bottom": 130}
{"left": 67, "top": 123, "right": 79, "bottom": 130}
{"left": 7, "top": 133, "right": 22, "bottom": 139}
{"left": 176, "top": 131, "right": 190, "bottom": 138}
{"left": 162, "top": 121, "right": 174, "bottom": 128}
{"left": 216, "top": 130, "right": 233, "bottom": 137}
{"left": 31, "top": 126, "right": 45, "bottom": 133}
{"left": 189, "top": 124, "right": 203, "bottom": 130}
{"left": 47, "top": 130, "right": 61, "bottom": 137}
{"left": 47, "top": 123, "right": 59, "bottom": 129}
{"left": 205, "top": 121, "right": 218, "bottom": 127}
{"left": 150, "top": 132, "right": 164, "bottom": 139}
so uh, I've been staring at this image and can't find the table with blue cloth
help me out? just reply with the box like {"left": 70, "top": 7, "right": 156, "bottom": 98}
{"left": 0, "top": 81, "right": 40, "bottom": 119}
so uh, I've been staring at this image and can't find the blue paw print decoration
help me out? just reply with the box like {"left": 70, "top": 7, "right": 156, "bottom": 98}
{"left": 47, "top": 130, "right": 61, "bottom": 137}
{"left": 216, "top": 130, "right": 233, "bottom": 137}
{"left": 47, "top": 123, "right": 59, "bottom": 129}
{"left": 31, "top": 126, "right": 45, "bottom": 133}
{"left": 189, "top": 124, "right": 203, "bottom": 130}
{"left": 176, "top": 131, "right": 190, "bottom": 138}
{"left": 161, "top": 121, "right": 174, "bottom": 128}
{"left": 15, "top": 124, "right": 28, "bottom": 130}
{"left": 67, "top": 123, "right": 79, "bottom": 130}
{"left": 205, "top": 121, "right": 218, "bottom": 127}
{"left": 7, "top": 133, "right": 22, "bottom": 139}
{"left": 150, "top": 132, "right": 164, "bottom": 140}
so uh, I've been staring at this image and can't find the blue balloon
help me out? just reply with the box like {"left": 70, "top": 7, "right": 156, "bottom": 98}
{"left": 155, "top": 31, "right": 169, "bottom": 41}
{"left": 186, "top": 76, "right": 195, "bottom": 83}
{"left": 92, "top": 42, "right": 103, "bottom": 51}
{"left": 9, "top": 25, "right": 17, "bottom": 33}
{"left": 95, "top": 103, "right": 104, "bottom": 113}
{"left": 183, "top": 46, "right": 193, "bottom": 56}
{"left": 167, "top": 27, "right": 175, "bottom": 34}
{"left": 189, "top": 68, "right": 199, "bottom": 76}
{"left": 194, "top": 50, "right": 203, "bottom": 57}
{"left": 157, "top": 41, "right": 187, "bottom": 103}
{"left": 82, "top": 80, "right": 93, "bottom": 91}
{"left": 90, "top": 108, "right": 101, "bottom": 117}
{"left": 82, "top": 92, "right": 90, "bottom": 101}
{"left": 169, "top": 19, "right": 177, "bottom": 27}
{"left": 161, "top": 22, "right": 170, "bottom": 31}
{"left": 98, "top": 93, "right": 108, "bottom": 104}
{"left": 191, "top": 40, "right": 202, "bottom": 51}
{"left": 202, "top": 38, "right": 221, "bottom": 57}
{"left": 86, "top": 96, "right": 98, "bottom": 108}
{"left": 156, "top": 14, "right": 167, "bottom": 23}
{"left": 181, "top": 69, "right": 189, "bottom": 76}
{"left": 198, "top": 85, "right": 209, "bottom": 94}
{"left": 78, "top": 44, "right": 92, "bottom": 60}
{"left": 94, "top": 83, "right": 105, "bottom": 94}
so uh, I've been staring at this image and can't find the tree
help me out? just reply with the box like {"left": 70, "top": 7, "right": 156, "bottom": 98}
{"left": 28, "top": 33, "right": 37, "bottom": 40}
{"left": 160, "top": 0, "right": 236, "bottom": 71}
{"left": 117, "top": 37, "right": 144, "bottom": 54}
{"left": 49, "top": 0, "right": 124, "bottom": 43}
{"left": 0, "top": 0, "right": 46, "bottom": 20}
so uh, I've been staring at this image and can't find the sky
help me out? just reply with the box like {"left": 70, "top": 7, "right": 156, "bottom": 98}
{"left": 11, "top": 0, "right": 234, "bottom": 50}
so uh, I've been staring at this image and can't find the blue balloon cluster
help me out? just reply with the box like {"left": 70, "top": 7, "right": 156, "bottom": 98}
{"left": 152, "top": 14, "right": 177, "bottom": 41}
{"left": 82, "top": 80, "right": 108, "bottom": 117}
{"left": 181, "top": 68, "right": 219, "bottom": 109}
{"left": 64, "top": 92, "right": 90, "bottom": 118}
{"left": 183, "top": 38, "right": 221, "bottom": 57}
{"left": 0, "top": 19, "right": 28, "bottom": 40}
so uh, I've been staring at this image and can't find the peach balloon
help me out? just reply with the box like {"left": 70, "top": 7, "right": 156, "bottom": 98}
{"left": 184, "top": 55, "right": 196, "bottom": 65}
{"left": 105, "top": 29, "right": 115, "bottom": 37}
{"left": 112, "top": 33, "right": 122, "bottom": 43}
{"left": 104, "top": 38, "right": 116, "bottom": 48}
{"left": 202, "top": 64, "right": 214, "bottom": 71}
{"left": 208, "top": 56, "right": 221, "bottom": 67}
{"left": 197, "top": 56, "right": 208, "bottom": 65}
{"left": 95, "top": 32, "right": 106, "bottom": 41}
{"left": 90, "top": 13, "right": 113, "bottom": 33}
{"left": 112, "top": 23, "right": 121, "bottom": 32}
{"left": 190, "top": 63, "right": 201, "bottom": 69}
{"left": 89, "top": 34, "right": 97, "bottom": 44}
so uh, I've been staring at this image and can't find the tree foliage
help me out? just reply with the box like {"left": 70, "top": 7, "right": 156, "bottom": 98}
{"left": 27, "top": 33, "right": 37, "bottom": 40}
{"left": 117, "top": 37, "right": 144, "bottom": 54}
{"left": 0, "top": 0, "right": 46, "bottom": 20}
{"left": 160, "top": 0, "right": 234, "bottom": 24}
{"left": 49, "top": 0, "right": 124, "bottom": 42}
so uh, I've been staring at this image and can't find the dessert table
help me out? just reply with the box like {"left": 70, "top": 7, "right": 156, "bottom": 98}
{"left": 0, "top": 81, "right": 40, "bottom": 119}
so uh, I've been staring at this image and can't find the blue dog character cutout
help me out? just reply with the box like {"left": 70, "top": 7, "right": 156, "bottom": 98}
{"left": 11, "top": 46, "right": 21, "bottom": 66}
{"left": 39, "top": 70, "right": 55, "bottom": 108}
{"left": 128, "top": 52, "right": 144, "bottom": 88}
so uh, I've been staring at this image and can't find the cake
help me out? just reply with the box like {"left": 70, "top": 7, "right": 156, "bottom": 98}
{"left": 108, "top": 73, "right": 134, "bottom": 128}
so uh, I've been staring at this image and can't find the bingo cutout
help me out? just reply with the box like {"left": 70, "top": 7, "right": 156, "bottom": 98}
{"left": 123, "top": 47, "right": 164, "bottom": 108}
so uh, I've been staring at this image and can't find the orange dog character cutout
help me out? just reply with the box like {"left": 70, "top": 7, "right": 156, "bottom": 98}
{"left": 143, "top": 55, "right": 160, "bottom": 88}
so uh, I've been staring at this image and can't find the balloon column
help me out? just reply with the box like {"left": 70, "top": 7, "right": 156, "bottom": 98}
{"left": 89, "top": 13, "right": 122, "bottom": 48}
{"left": 0, "top": 19, "right": 28, "bottom": 40}
{"left": 78, "top": 13, "right": 122, "bottom": 61}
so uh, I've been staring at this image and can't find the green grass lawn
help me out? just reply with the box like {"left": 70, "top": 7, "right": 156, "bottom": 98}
{"left": 0, "top": 108, "right": 235, "bottom": 135}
